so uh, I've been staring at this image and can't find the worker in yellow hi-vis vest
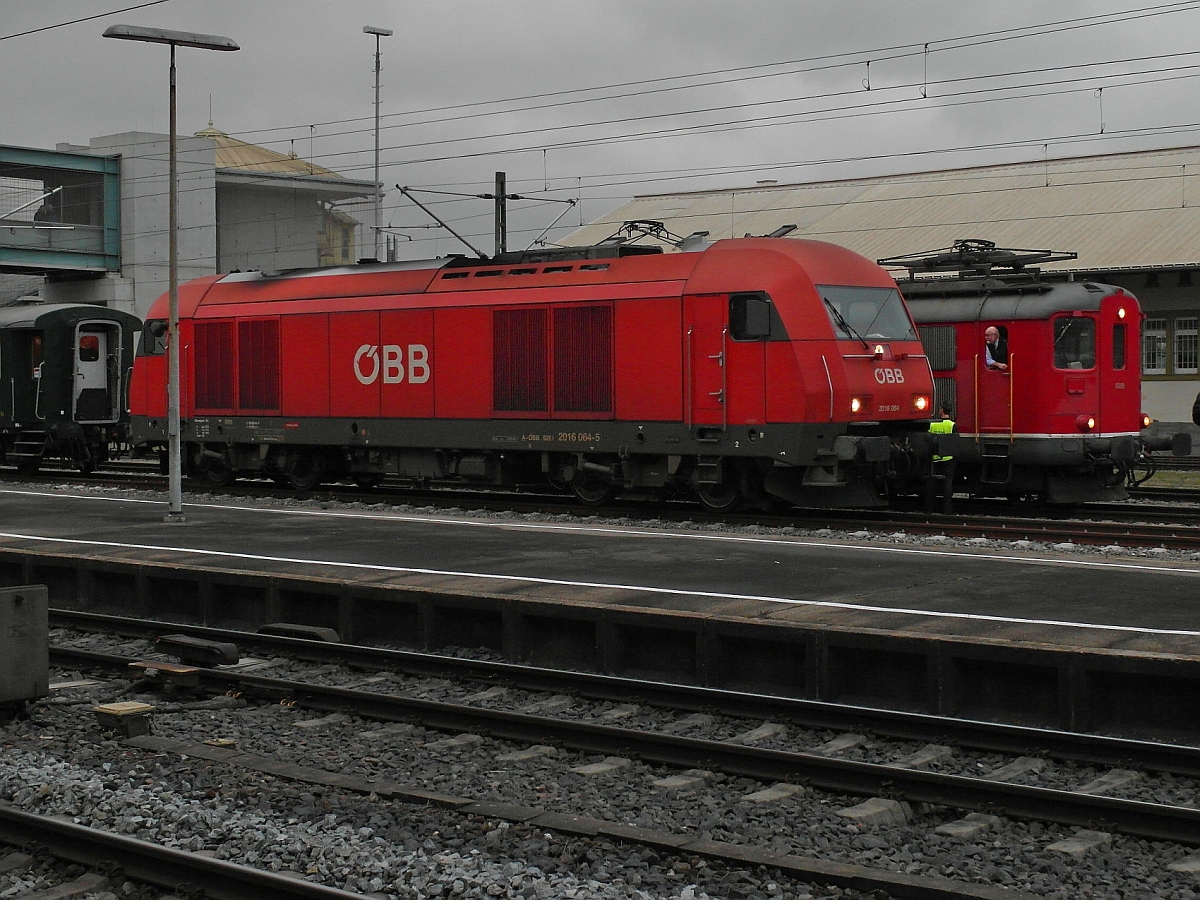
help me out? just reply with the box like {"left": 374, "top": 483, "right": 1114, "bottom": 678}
{"left": 926, "top": 400, "right": 956, "bottom": 514}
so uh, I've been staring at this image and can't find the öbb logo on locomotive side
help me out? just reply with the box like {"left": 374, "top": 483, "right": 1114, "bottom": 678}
{"left": 873, "top": 367, "right": 905, "bottom": 384}
{"left": 353, "top": 344, "right": 431, "bottom": 385}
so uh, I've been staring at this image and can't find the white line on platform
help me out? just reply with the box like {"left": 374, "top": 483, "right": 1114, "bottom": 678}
{"left": 1, "top": 489, "right": 1199, "bottom": 638}
{"left": 4, "top": 487, "right": 1198, "bottom": 577}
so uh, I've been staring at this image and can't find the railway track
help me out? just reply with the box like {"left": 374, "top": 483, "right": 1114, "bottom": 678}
{"left": 47, "top": 610, "right": 1200, "bottom": 776}
{"left": 0, "top": 802, "right": 366, "bottom": 900}
{"left": 48, "top": 614, "right": 1200, "bottom": 849}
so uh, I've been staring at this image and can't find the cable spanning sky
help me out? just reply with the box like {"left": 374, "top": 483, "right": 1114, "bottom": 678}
{"left": 4, "top": 0, "right": 1200, "bottom": 257}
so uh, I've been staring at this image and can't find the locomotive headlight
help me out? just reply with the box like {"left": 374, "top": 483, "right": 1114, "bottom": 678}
{"left": 1118, "top": 307, "right": 1127, "bottom": 319}
{"left": 1141, "top": 413, "right": 1152, "bottom": 429}
{"left": 850, "top": 397, "right": 863, "bottom": 414}
{"left": 1075, "top": 414, "right": 1096, "bottom": 432}
{"left": 912, "top": 394, "right": 930, "bottom": 412}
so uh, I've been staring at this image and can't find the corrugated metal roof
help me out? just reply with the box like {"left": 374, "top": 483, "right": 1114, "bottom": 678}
{"left": 194, "top": 124, "right": 343, "bottom": 179}
{"left": 565, "top": 145, "right": 1200, "bottom": 272}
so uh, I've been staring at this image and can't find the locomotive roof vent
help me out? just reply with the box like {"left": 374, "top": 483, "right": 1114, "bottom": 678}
{"left": 878, "top": 239, "right": 1077, "bottom": 280}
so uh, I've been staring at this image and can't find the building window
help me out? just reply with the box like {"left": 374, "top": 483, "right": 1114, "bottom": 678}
{"left": 1142, "top": 318, "right": 1167, "bottom": 375}
{"left": 1175, "top": 317, "right": 1199, "bottom": 375}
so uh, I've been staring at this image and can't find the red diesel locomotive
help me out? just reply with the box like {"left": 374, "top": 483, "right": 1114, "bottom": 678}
{"left": 884, "top": 241, "right": 1146, "bottom": 503}
{"left": 129, "top": 235, "right": 935, "bottom": 508}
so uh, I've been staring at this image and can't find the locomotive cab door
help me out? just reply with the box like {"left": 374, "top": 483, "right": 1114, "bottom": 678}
{"left": 685, "top": 295, "right": 728, "bottom": 428}
{"left": 976, "top": 324, "right": 1012, "bottom": 435}
{"left": 73, "top": 322, "right": 120, "bottom": 423}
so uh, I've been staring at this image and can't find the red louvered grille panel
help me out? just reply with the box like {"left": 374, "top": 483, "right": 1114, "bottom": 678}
{"left": 493, "top": 307, "right": 548, "bottom": 412}
{"left": 237, "top": 319, "right": 280, "bottom": 411}
{"left": 194, "top": 321, "right": 235, "bottom": 410}
{"left": 554, "top": 305, "right": 612, "bottom": 413}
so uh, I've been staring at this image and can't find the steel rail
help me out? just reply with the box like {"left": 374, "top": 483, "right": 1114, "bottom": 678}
{"left": 51, "top": 611, "right": 1200, "bottom": 778}
{"left": 0, "top": 801, "right": 370, "bottom": 900}
{"left": 51, "top": 645, "right": 1200, "bottom": 846}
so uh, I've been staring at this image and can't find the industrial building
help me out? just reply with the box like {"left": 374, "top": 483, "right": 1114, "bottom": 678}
{"left": 566, "top": 144, "right": 1200, "bottom": 425}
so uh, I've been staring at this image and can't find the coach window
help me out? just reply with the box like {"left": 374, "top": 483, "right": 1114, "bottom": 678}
{"left": 141, "top": 320, "right": 167, "bottom": 356}
{"left": 1053, "top": 316, "right": 1096, "bottom": 370}
{"left": 729, "top": 292, "right": 772, "bottom": 340}
{"left": 78, "top": 334, "right": 100, "bottom": 362}
{"left": 1112, "top": 323, "right": 1126, "bottom": 370}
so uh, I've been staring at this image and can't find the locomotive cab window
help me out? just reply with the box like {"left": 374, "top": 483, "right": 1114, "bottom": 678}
{"left": 1053, "top": 316, "right": 1096, "bottom": 370}
{"left": 140, "top": 319, "right": 167, "bottom": 356}
{"left": 1113, "top": 323, "right": 1126, "bottom": 370}
{"left": 819, "top": 285, "right": 917, "bottom": 342}
{"left": 729, "top": 293, "right": 773, "bottom": 341}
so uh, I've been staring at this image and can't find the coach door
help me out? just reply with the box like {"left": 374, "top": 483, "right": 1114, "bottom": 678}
{"left": 74, "top": 323, "right": 120, "bottom": 423}
{"left": 685, "top": 295, "right": 727, "bottom": 428}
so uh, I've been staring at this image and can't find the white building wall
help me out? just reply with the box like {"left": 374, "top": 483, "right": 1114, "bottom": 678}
{"left": 217, "top": 184, "right": 323, "bottom": 273}
{"left": 46, "top": 131, "right": 217, "bottom": 320}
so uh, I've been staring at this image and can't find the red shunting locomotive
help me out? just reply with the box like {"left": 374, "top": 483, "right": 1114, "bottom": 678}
{"left": 886, "top": 240, "right": 1147, "bottom": 504}
{"left": 129, "top": 233, "right": 935, "bottom": 508}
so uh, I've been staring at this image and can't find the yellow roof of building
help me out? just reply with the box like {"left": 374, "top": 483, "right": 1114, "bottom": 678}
{"left": 194, "top": 123, "right": 343, "bottom": 179}
{"left": 565, "top": 144, "right": 1200, "bottom": 272}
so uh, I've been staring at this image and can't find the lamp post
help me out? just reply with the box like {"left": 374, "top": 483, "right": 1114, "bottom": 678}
{"left": 102, "top": 25, "right": 239, "bottom": 524}
{"left": 364, "top": 25, "right": 392, "bottom": 262}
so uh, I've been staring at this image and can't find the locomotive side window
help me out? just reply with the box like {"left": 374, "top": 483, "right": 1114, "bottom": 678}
{"left": 819, "top": 285, "right": 917, "bottom": 342}
{"left": 729, "top": 293, "right": 772, "bottom": 341}
{"left": 1052, "top": 316, "right": 1095, "bottom": 370}
{"left": 31, "top": 334, "right": 43, "bottom": 377}
{"left": 1142, "top": 318, "right": 1166, "bottom": 374}
{"left": 141, "top": 319, "right": 167, "bottom": 356}
{"left": 1112, "top": 324, "right": 1126, "bottom": 370}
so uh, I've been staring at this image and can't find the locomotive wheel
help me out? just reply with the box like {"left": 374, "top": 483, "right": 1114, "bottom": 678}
{"left": 570, "top": 477, "right": 616, "bottom": 507}
{"left": 352, "top": 473, "right": 384, "bottom": 489}
{"left": 288, "top": 454, "right": 324, "bottom": 492}
{"left": 204, "top": 460, "right": 236, "bottom": 487}
{"left": 694, "top": 481, "right": 743, "bottom": 512}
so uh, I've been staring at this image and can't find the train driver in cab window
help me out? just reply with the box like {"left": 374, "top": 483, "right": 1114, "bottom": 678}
{"left": 984, "top": 326, "right": 1008, "bottom": 372}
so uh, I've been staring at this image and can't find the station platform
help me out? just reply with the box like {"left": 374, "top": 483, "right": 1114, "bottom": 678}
{"left": 5, "top": 485, "right": 1200, "bottom": 739}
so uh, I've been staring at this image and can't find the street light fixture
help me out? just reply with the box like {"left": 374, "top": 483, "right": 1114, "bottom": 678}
{"left": 364, "top": 25, "right": 392, "bottom": 262}
{"left": 102, "top": 25, "right": 239, "bottom": 524}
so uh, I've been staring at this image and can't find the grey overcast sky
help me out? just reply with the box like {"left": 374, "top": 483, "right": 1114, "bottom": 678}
{"left": 4, "top": 1, "right": 1200, "bottom": 257}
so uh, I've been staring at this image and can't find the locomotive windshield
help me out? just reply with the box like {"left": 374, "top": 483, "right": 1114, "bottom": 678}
{"left": 1053, "top": 316, "right": 1095, "bottom": 369}
{"left": 818, "top": 285, "right": 917, "bottom": 342}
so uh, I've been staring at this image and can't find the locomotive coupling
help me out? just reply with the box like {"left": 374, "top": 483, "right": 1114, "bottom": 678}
{"left": 833, "top": 434, "right": 892, "bottom": 463}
